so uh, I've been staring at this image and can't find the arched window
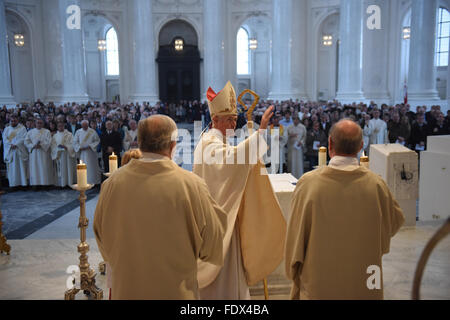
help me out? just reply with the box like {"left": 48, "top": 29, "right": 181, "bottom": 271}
{"left": 436, "top": 7, "right": 450, "bottom": 67}
{"left": 106, "top": 27, "right": 119, "bottom": 76}
{"left": 237, "top": 27, "right": 250, "bottom": 75}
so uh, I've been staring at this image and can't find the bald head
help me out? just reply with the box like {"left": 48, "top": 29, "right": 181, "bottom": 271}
{"left": 138, "top": 115, "right": 177, "bottom": 155}
{"left": 329, "top": 119, "right": 363, "bottom": 157}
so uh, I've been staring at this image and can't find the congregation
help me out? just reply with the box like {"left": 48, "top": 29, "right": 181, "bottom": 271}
{"left": 1, "top": 98, "right": 450, "bottom": 189}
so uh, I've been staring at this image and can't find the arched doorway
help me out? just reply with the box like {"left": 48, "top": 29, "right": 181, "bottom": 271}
{"left": 6, "top": 10, "right": 35, "bottom": 104}
{"left": 156, "top": 20, "right": 201, "bottom": 102}
{"left": 82, "top": 14, "right": 121, "bottom": 103}
{"left": 316, "top": 13, "right": 339, "bottom": 101}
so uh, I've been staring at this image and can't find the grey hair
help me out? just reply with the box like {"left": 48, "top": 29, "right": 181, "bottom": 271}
{"left": 138, "top": 115, "right": 177, "bottom": 153}
{"left": 329, "top": 118, "right": 363, "bottom": 156}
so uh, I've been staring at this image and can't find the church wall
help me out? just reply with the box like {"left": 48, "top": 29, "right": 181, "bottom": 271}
{"left": 307, "top": 0, "right": 340, "bottom": 101}
{"left": 1, "top": 0, "right": 449, "bottom": 112}
{"left": 5, "top": 10, "right": 34, "bottom": 104}
{"left": 5, "top": 0, "right": 46, "bottom": 103}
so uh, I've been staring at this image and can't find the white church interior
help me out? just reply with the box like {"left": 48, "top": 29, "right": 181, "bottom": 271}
{"left": 0, "top": 0, "right": 449, "bottom": 300}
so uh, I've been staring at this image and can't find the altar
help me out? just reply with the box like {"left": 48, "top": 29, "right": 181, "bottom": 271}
{"left": 249, "top": 173, "right": 297, "bottom": 297}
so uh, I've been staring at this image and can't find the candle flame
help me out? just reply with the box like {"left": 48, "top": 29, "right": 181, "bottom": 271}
{"left": 79, "top": 160, "right": 84, "bottom": 165}
{"left": 362, "top": 150, "right": 366, "bottom": 157}
{"left": 112, "top": 152, "right": 115, "bottom": 156}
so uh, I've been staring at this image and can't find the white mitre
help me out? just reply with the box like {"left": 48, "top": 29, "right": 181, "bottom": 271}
{"left": 206, "top": 81, "right": 237, "bottom": 118}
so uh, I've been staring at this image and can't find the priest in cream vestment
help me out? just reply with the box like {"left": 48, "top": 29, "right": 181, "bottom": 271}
{"left": 94, "top": 115, "right": 226, "bottom": 299}
{"left": 286, "top": 119, "right": 405, "bottom": 300}
{"left": 2, "top": 115, "right": 28, "bottom": 187}
{"left": 24, "top": 118, "right": 54, "bottom": 186}
{"left": 51, "top": 122, "right": 76, "bottom": 187}
{"left": 73, "top": 120, "right": 101, "bottom": 185}
{"left": 194, "top": 81, "right": 287, "bottom": 299}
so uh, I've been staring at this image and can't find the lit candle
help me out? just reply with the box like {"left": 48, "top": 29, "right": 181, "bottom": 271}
{"left": 77, "top": 160, "right": 87, "bottom": 188}
{"left": 109, "top": 152, "right": 118, "bottom": 173}
{"left": 360, "top": 151, "right": 369, "bottom": 169}
{"left": 318, "top": 147, "right": 327, "bottom": 167}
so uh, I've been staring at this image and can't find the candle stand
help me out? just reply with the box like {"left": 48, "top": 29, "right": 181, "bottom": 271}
{"left": 64, "top": 184, "right": 103, "bottom": 300}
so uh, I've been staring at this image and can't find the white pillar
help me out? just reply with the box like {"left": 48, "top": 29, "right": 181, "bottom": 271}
{"left": 362, "top": 0, "right": 390, "bottom": 104}
{"left": 290, "top": 0, "right": 308, "bottom": 101}
{"left": 128, "top": 0, "right": 158, "bottom": 104}
{"left": 0, "top": 0, "right": 15, "bottom": 107}
{"left": 203, "top": 0, "right": 225, "bottom": 96}
{"left": 408, "top": 0, "right": 440, "bottom": 105}
{"left": 446, "top": 39, "right": 450, "bottom": 114}
{"left": 42, "top": 0, "right": 88, "bottom": 104}
{"left": 268, "top": 0, "right": 293, "bottom": 101}
{"left": 61, "top": 0, "right": 88, "bottom": 103}
{"left": 336, "top": 0, "right": 365, "bottom": 103}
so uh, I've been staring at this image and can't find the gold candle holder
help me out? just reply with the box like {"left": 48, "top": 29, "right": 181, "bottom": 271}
{"left": 64, "top": 184, "right": 103, "bottom": 300}
{"left": 0, "top": 192, "right": 11, "bottom": 255}
{"left": 360, "top": 155, "right": 369, "bottom": 168}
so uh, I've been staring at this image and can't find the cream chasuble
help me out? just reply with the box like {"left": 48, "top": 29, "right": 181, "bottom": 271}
{"left": 24, "top": 128, "right": 54, "bottom": 186}
{"left": 285, "top": 165, "right": 405, "bottom": 300}
{"left": 2, "top": 124, "right": 28, "bottom": 187}
{"left": 94, "top": 159, "right": 226, "bottom": 299}
{"left": 51, "top": 130, "right": 76, "bottom": 187}
{"left": 73, "top": 128, "right": 101, "bottom": 185}
{"left": 194, "top": 128, "right": 286, "bottom": 299}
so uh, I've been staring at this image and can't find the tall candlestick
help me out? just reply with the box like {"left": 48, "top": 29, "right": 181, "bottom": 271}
{"left": 109, "top": 152, "right": 118, "bottom": 173}
{"left": 318, "top": 147, "right": 327, "bottom": 167}
{"left": 77, "top": 161, "right": 87, "bottom": 188}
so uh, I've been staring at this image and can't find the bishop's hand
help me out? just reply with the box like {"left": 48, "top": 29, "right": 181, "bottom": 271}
{"left": 259, "top": 105, "right": 274, "bottom": 130}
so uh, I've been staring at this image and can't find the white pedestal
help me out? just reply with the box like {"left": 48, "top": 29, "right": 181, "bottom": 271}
{"left": 369, "top": 144, "right": 418, "bottom": 226}
{"left": 419, "top": 135, "right": 450, "bottom": 221}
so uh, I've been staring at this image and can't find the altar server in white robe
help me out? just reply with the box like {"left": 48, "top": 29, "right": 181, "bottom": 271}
{"left": 287, "top": 116, "right": 307, "bottom": 179}
{"left": 73, "top": 120, "right": 101, "bottom": 185}
{"left": 51, "top": 121, "right": 76, "bottom": 187}
{"left": 123, "top": 120, "right": 138, "bottom": 151}
{"left": 368, "top": 109, "right": 388, "bottom": 149}
{"left": 2, "top": 115, "right": 28, "bottom": 187}
{"left": 269, "top": 116, "right": 288, "bottom": 174}
{"left": 194, "top": 81, "right": 286, "bottom": 300}
{"left": 24, "top": 118, "right": 54, "bottom": 186}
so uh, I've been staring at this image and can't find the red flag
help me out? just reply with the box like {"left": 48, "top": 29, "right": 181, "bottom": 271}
{"left": 403, "top": 80, "right": 408, "bottom": 104}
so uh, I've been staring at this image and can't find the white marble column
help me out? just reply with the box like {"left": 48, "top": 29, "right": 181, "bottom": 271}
{"left": 203, "top": 0, "right": 225, "bottom": 96}
{"left": 42, "top": 0, "right": 88, "bottom": 104}
{"left": 290, "top": 0, "right": 308, "bottom": 101}
{"left": 268, "top": 0, "right": 293, "bottom": 101}
{"left": 446, "top": 40, "right": 450, "bottom": 113}
{"left": 408, "top": 0, "right": 440, "bottom": 104}
{"left": 128, "top": 0, "right": 158, "bottom": 104}
{"left": 0, "top": 0, "right": 15, "bottom": 106}
{"left": 61, "top": 0, "right": 89, "bottom": 103}
{"left": 362, "top": 0, "right": 390, "bottom": 104}
{"left": 336, "top": 0, "right": 365, "bottom": 103}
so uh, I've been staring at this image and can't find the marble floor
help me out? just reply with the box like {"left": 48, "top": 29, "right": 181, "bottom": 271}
{"left": 0, "top": 212, "right": 448, "bottom": 299}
